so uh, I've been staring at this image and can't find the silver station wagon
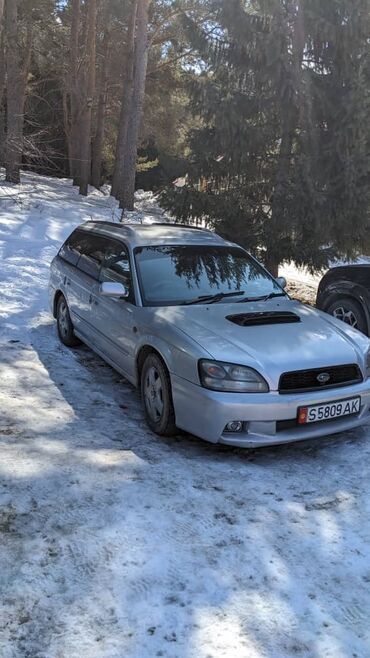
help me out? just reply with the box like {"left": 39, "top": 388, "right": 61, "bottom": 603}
{"left": 49, "top": 222, "right": 370, "bottom": 448}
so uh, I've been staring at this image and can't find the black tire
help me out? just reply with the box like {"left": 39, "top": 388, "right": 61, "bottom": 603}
{"left": 326, "top": 297, "right": 368, "bottom": 334}
{"left": 56, "top": 295, "right": 81, "bottom": 347}
{"left": 141, "top": 353, "right": 177, "bottom": 436}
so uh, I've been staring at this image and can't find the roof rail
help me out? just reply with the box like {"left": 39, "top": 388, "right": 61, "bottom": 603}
{"left": 141, "top": 222, "right": 211, "bottom": 231}
{"left": 84, "top": 220, "right": 211, "bottom": 232}
{"left": 84, "top": 220, "right": 122, "bottom": 227}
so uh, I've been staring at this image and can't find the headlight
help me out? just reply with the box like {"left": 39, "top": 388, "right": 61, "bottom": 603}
{"left": 366, "top": 348, "right": 370, "bottom": 377}
{"left": 199, "top": 360, "right": 269, "bottom": 393}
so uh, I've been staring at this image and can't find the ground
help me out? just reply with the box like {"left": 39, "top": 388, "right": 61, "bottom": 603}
{"left": 1, "top": 172, "right": 370, "bottom": 658}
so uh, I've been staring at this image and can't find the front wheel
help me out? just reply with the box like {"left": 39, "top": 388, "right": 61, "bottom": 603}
{"left": 326, "top": 297, "right": 368, "bottom": 334}
{"left": 141, "top": 353, "right": 177, "bottom": 436}
{"left": 56, "top": 295, "right": 81, "bottom": 347}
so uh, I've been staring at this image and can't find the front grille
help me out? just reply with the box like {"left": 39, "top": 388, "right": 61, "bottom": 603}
{"left": 279, "top": 364, "right": 363, "bottom": 394}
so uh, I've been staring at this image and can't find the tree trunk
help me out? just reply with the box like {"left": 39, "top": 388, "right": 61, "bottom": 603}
{"left": 91, "top": 22, "right": 110, "bottom": 189}
{"left": 111, "top": 0, "right": 138, "bottom": 199}
{"left": 266, "top": 1, "right": 305, "bottom": 271}
{"left": 64, "top": 0, "right": 80, "bottom": 184}
{"left": 120, "top": 0, "right": 150, "bottom": 212}
{"left": 79, "top": 0, "right": 97, "bottom": 196}
{"left": 5, "top": 0, "right": 30, "bottom": 184}
{"left": 0, "top": 19, "right": 5, "bottom": 164}
{"left": 264, "top": 258, "right": 279, "bottom": 278}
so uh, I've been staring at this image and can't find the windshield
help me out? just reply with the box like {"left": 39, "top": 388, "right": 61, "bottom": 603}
{"left": 135, "top": 245, "right": 285, "bottom": 307}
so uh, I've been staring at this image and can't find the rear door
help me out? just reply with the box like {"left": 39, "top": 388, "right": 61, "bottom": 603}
{"left": 60, "top": 230, "right": 107, "bottom": 341}
{"left": 91, "top": 239, "right": 137, "bottom": 380}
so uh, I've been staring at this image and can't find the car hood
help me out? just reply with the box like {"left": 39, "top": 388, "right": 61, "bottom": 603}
{"left": 155, "top": 299, "right": 369, "bottom": 390}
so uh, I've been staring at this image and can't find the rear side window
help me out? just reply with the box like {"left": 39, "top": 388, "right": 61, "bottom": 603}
{"left": 76, "top": 234, "right": 114, "bottom": 279}
{"left": 60, "top": 230, "right": 133, "bottom": 287}
{"left": 60, "top": 230, "right": 114, "bottom": 278}
{"left": 59, "top": 230, "right": 86, "bottom": 266}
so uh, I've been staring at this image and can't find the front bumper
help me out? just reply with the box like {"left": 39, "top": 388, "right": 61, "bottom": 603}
{"left": 171, "top": 374, "right": 370, "bottom": 447}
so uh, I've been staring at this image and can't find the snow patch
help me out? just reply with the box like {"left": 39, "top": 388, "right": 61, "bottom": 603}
{"left": 1, "top": 171, "right": 370, "bottom": 658}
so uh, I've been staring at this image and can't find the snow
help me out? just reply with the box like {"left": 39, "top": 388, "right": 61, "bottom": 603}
{"left": 1, "top": 171, "right": 370, "bottom": 657}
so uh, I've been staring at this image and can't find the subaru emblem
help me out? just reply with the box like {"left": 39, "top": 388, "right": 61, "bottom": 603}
{"left": 317, "top": 372, "right": 330, "bottom": 384}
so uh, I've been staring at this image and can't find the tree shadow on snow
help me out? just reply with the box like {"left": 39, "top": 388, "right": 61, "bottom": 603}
{"left": 0, "top": 323, "right": 369, "bottom": 657}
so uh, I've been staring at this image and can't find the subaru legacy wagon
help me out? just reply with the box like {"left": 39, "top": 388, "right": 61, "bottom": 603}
{"left": 49, "top": 222, "right": 370, "bottom": 448}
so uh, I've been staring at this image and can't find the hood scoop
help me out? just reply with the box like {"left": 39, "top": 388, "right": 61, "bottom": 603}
{"left": 226, "top": 311, "right": 301, "bottom": 327}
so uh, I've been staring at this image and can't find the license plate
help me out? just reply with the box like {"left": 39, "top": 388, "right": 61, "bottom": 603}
{"left": 298, "top": 397, "right": 361, "bottom": 425}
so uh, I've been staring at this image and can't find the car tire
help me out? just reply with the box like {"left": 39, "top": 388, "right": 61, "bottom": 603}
{"left": 56, "top": 295, "right": 81, "bottom": 347}
{"left": 141, "top": 353, "right": 177, "bottom": 436}
{"left": 326, "top": 297, "right": 368, "bottom": 334}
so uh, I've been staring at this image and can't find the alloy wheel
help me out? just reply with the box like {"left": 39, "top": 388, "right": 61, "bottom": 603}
{"left": 332, "top": 306, "right": 358, "bottom": 329}
{"left": 58, "top": 299, "right": 70, "bottom": 337}
{"left": 144, "top": 365, "right": 164, "bottom": 422}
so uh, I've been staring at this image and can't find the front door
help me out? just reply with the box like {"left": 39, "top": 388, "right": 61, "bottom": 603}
{"left": 91, "top": 240, "right": 137, "bottom": 381}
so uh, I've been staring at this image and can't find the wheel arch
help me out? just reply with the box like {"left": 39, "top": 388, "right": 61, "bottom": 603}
{"left": 320, "top": 285, "right": 370, "bottom": 334}
{"left": 53, "top": 289, "right": 64, "bottom": 318}
{"left": 136, "top": 344, "right": 170, "bottom": 386}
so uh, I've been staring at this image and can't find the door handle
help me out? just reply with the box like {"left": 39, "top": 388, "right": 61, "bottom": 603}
{"left": 64, "top": 276, "right": 71, "bottom": 286}
{"left": 89, "top": 294, "right": 98, "bottom": 306}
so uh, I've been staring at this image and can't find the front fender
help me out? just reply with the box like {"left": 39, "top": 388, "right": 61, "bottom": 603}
{"left": 134, "top": 327, "right": 212, "bottom": 387}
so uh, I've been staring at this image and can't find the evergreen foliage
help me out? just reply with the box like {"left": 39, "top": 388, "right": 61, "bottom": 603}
{"left": 1, "top": 0, "right": 370, "bottom": 266}
{"left": 161, "top": 0, "right": 370, "bottom": 272}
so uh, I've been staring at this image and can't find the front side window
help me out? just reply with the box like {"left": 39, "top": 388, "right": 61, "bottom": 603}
{"left": 100, "top": 243, "right": 133, "bottom": 301}
{"left": 135, "top": 245, "right": 285, "bottom": 306}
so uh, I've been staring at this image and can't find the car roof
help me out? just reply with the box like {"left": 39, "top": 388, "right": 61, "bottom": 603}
{"left": 78, "top": 221, "right": 232, "bottom": 248}
{"left": 330, "top": 263, "right": 370, "bottom": 270}
{"left": 323, "top": 263, "right": 370, "bottom": 278}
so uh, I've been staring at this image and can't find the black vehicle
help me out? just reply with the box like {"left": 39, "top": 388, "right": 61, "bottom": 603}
{"left": 316, "top": 265, "right": 370, "bottom": 336}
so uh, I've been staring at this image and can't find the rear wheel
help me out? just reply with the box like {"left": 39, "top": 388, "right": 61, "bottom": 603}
{"left": 56, "top": 295, "right": 81, "bottom": 347}
{"left": 141, "top": 353, "right": 177, "bottom": 436}
{"left": 326, "top": 297, "right": 367, "bottom": 334}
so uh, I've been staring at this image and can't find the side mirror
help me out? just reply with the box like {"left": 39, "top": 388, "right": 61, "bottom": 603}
{"left": 276, "top": 276, "right": 287, "bottom": 290}
{"left": 100, "top": 281, "right": 129, "bottom": 298}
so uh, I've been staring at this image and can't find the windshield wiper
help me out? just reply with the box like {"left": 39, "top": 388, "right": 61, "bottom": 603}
{"left": 236, "top": 292, "right": 286, "bottom": 303}
{"left": 183, "top": 290, "right": 245, "bottom": 305}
